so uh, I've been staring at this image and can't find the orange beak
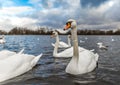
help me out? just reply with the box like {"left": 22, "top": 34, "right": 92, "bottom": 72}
{"left": 63, "top": 23, "right": 71, "bottom": 30}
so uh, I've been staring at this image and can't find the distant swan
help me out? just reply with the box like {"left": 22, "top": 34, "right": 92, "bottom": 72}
{"left": 80, "top": 40, "right": 85, "bottom": 43}
{"left": 52, "top": 31, "right": 87, "bottom": 58}
{"left": 63, "top": 19, "right": 99, "bottom": 75}
{"left": 51, "top": 31, "right": 71, "bottom": 48}
{"left": 0, "top": 51, "right": 42, "bottom": 82}
{"left": 97, "top": 42, "right": 108, "bottom": 50}
{"left": 111, "top": 39, "right": 115, "bottom": 42}
{"left": 0, "top": 35, "right": 5, "bottom": 44}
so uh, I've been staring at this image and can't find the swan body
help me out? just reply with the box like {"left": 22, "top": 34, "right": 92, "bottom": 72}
{"left": 66, "top": 49, "right": 99, "bottom": 74}
{"left": 0, "top": 49, "right": 24, "bottom": 60}
{"left": 51, "top": 31, "right": 71, "bottom": 48}
{"left": 53, "top": 46, "right": 86, "bottom": 58}
{"left": 64, "top": 19, "right": 99, "bottom": 75}
{"left": 52, "top": 41, "right": 70, "bottom": 48}
{"left": 0, "top": 39, "right": 5, "bottom": 44}
{"left": 0, "top": 52, "right": 42, "bottom": 82}
{"left": 0, "top": 35, "right": 5, "bottom": 44}
{"left": 80, "top": 40, "right": 85, "bottom": 43}
{"left": 0, "top": 50, "right": 16, "bottom": 60}
{"left": 97, "top": 42, "right": 108, "bottom": 50}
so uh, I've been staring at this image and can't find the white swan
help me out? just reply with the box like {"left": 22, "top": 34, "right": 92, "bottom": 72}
{"left": 80, "top": 40, "right": 85, "bottom": 43}
{"left": 0, "top": 35, "right": 6, "bottom": 44}
{"left": 51, "top": 31, "right": 71, "bottom": 48}
{"left": 0, "top": 52, "right": 42, "bottom": 82}
{"left": 97, "top": 42, "right": 108, "bottom": 50}
{"left": 0, "top": 49, "right": 24, "bottom": 60}
{"left": 52, "top": 31, "right": 85, "bottom": 58}
{"left": 63, "top": 19, "right": 99, "bottom": 75}
{"left": 111, "top": 38, "right": 115, "bottom": 42}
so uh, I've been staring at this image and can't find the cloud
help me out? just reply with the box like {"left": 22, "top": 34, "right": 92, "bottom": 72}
{"left": 0, "top": 0, "right": 120, "bottom": 31}
{"left": 0, "top": 6, "right": 33, "bottom": 16}
{"left": 0, "top": 15, "right": 38, "bottom": 31}
{"left": 80, "top": 0, "right": 108, "bottom": 7}
{"left": 0, "top": 18, "right": 13, "bottom": 32}
{"left": 104, "top": 0, "right": 120, "bottom": 21}
{"left": 76, "top": 0, "right": 120, "bottom": 25}
{"left": 29, "top": 0, "right": 119, "bottom": 27}
{"left": 28, "top": 0, "right": 81, "bottom": 28}
{"left": 0, "top": 5, "right": 36, "bottom": 31}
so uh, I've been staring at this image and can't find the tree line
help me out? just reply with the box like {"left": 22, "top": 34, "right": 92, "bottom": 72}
{"left": 0, "top": 27, "right": 120, "bottom": 35}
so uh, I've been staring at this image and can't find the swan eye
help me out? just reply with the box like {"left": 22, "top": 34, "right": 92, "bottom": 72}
{"left": 66, "top": 22, "right": 71, "bottom": 25}
{"left": 64, "top": 21, "right": 72, "bottom": 30}
{"left": 66, "top": 22, "right": 71, "bottom": 28}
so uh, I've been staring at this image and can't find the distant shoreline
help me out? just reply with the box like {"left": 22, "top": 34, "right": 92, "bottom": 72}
{"left": 1, "top": 34, "right": 120, "bottom": 36}
{"left": 1, "top": 27, "right": 120, "bottom": 35}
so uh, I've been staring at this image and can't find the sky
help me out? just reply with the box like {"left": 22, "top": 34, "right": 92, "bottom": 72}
{"left": 0, "top": 0, "right": 120, "bottom": 31}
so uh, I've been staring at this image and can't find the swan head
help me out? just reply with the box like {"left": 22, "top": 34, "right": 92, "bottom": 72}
{"left": 64, "top": 19, "right": 77, "bottom": 30}
{"left": 51, "top": 30, "right": 58, "bottom": 38}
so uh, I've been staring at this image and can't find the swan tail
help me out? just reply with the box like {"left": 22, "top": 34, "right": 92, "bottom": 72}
{"left": 18, "top": 48, "right": 24, "bottom": 54}
{"left": 31, "top": 53, "right": 43, "bottom": 67}
{"left": 95, "top": 53, "right": 99, "bottom": 61}
{"left": 51, "top": 43, "right": 55, "bottom": 47}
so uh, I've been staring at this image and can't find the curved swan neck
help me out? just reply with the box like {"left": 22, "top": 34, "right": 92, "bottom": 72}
{"left": 53, "top": 34, "right": 59, "bottom": 55}
{"left": 56, "top": 34, "right": 59, "bottom": 43}
{"left": 71, "top": 26, "right": 79, "bottom": 58}
{"left": 68, "top": 36, "right": 71, "bottom": 46}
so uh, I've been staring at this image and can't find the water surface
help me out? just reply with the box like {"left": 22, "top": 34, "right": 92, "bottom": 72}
{"left": 0, "top": 35, "right": 120, "bottom": 85}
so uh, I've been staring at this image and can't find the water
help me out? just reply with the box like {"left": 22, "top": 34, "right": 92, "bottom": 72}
{"left": 0, "top": 35, "right": 120, "bottom": 85}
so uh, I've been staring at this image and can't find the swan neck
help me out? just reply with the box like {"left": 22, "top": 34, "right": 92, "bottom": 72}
{"left": 71, "top": 26, "right": 79, "bottom": 58}
{"left": 53, "top": 35, "right": 59, "bottom": 55}
{"left": 56, "top": 35, "right": 59, "bottom": 43}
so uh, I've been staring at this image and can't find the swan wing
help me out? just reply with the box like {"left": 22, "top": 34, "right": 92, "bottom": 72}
{"left": 59, "top": 41, "right": 69, "bottom": 47}
{"left": 55, "top": 47, "right": 73, "bottom": 57}
{"left": 31, "top": 53, "right": 43, "bottom": 67}
{"left": 0, "top": 50, "right": 16, "bottom": 60}
{"left": 0, "top": 53, "right": 42, "bottom": 82}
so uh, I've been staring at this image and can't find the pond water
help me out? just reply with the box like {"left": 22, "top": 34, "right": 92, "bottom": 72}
{"left": 0, "top": 35, "right": 120, "bottom": 85}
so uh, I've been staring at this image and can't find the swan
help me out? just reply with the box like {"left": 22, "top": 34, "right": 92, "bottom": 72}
{"left": 111, "top": 38, "right": 115, "bottom": 42}
{"left": 0, "top": 35, "right": 6, "bottom": 44}
{"left": 0, "top": 52, "right": 42, "bottom": 82}
{"left": 0, "top": 49, "right": 24, "bottom": 60}
{"left": 80, "top": 40, "right": 85, "bottom": 43}
{"left": 52, "top": 31, "right": 85, "bottom": 58}
{"left": 51, "top": 31, "right": 71, "bottom": 48}
{"left": 63, "top": 19, "right": 99, "bottom": 75}
{"left": 97, "top": 42, "right": 108, "bottom": 50}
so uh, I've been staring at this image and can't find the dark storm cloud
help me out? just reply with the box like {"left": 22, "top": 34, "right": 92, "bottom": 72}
{"left": 28, "top": 0, "right": 120, "bottom": 29}
{"left": 81, "top": 0, "right": 109, "bottom": 7}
